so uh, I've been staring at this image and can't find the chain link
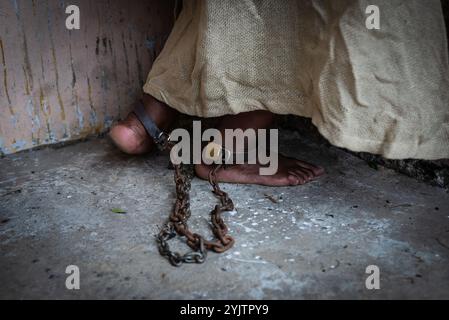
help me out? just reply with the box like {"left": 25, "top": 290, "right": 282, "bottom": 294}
{"left": 155, "top": 142, "right": 235, "bottom": 266}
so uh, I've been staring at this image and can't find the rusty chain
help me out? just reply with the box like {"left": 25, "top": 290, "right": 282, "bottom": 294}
{"left": 155, "top": 142, "right": 235, "bottom": 267}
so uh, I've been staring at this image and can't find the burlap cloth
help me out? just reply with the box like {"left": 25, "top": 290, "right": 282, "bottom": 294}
{"left": 143, "top": 0, "right": 449, "bottom": 159}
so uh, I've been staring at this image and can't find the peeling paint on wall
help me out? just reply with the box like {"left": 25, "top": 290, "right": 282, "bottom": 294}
{"left": 0, "top": 0, "right": 174, "bottom": 154}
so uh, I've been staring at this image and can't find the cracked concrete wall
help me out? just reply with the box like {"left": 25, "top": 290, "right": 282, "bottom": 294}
{"left": 0, "top": 0, "right": 175, "bottom": 155}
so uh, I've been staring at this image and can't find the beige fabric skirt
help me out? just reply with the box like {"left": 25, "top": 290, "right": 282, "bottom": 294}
{"left": 143, "top": 0, "right": 449, "bottom": 160}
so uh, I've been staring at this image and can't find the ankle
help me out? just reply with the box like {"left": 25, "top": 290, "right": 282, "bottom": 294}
{"left": 142, "top": 94, "right": 177, "bottom": 130}
{"left": 219, "top": 110, "right": 274, "bottom": 131}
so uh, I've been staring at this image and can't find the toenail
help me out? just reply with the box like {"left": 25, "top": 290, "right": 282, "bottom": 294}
{"left": 288, "top": 175, "right": 300, "bottom": 185}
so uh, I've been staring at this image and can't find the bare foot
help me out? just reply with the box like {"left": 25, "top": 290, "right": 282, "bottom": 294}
{"left": 195, "top": 154, "right": 324, "bottom": 186}
{"left": 109, "top": 94, "right": 177, "bottom": 154}
{"left": 194, "top": 110, "right": 324, "bottom": 186}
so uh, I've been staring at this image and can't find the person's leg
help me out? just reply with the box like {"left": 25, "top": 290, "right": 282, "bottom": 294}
{"left": 110, "top": 95, "right": 324, "bottom": 186}
{"left": 109, "top": 94, "right": 177, "bottom": 154}
{"left": 194, "top": 111, "right": 324, "bottom": 186}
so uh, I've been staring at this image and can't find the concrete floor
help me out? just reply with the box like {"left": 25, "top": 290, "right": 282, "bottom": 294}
{"left": 1, "top": 130, "right": 448, "bottom": 299}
